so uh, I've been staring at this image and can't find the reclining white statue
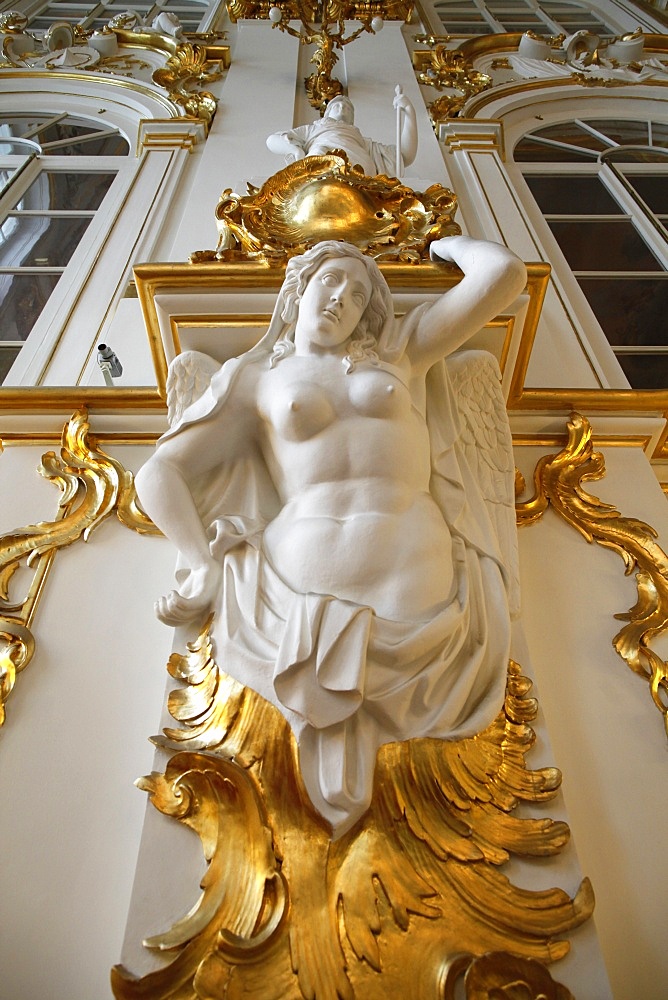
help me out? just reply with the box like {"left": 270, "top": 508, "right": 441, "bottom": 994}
{"left": 135, "top": 236, "right": 527, "bottom": 837}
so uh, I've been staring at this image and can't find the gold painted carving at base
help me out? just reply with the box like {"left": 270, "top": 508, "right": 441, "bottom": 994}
{"left": 517, "top": 413, "right": 668, "bottom": 735}
{"left": 111, "top": 620, "right": 593, "bottom": 1000}
{"left": 190, "top": 154, "right": 460, "bottom": 264}
{"left": 0, "top": 410, "right": 158, "bottom": 726}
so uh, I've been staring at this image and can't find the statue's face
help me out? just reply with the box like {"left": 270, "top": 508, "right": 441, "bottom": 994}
{"left": 294, "top": 258, "right": 372, "bottom": 355}
{"left": 325, "top": 99, "right": 354, "bottom": 125}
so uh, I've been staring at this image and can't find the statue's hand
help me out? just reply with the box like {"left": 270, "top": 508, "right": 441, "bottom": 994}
{"left": 156, "top": 560, "right": 224, "bottom": 627}
{"left": 393, "top": 91, "right": 412, "bottom": 113}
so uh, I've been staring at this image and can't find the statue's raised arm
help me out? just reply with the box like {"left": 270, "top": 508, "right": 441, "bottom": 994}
{"left": 136, "top": 237, "right": 526, "bottom": 836}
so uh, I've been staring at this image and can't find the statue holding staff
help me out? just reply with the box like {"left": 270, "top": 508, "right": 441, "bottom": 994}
{"left": 266, "top": 91, "right": 418, "bottom": 177}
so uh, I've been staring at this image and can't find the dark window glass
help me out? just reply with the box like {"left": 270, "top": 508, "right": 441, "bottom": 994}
{"left": 584, "top": 120, "right": 649, "bottom": 147}
{"left": 525, "top": 175, "right": 622, "bottom": 215}
{"left": 624, "top": 175, "right": 668, "bottom": 215}
{"left": 514, "top": 139, "right": 592, "bottom": 163}
{"left": 533, "top": 121, "right": 610, "bottom": 151}
{"left": 615, "top": 353, "right": 668, "bottom": 390}
{"left": 0, "top": 345, "right": 21, "bottom": 380}
{"left": 0, "top": 215, "right": 92, "bottom": 267}
{"left": 497, "top": 14, "right": 544, "bottom": 24}
{"left": 19, "top": 171, "right": 117, "bottom": 211}
{"left": 5, "top": 117, "right": 130, "bottom": 156}
{"left": 486, "top": 0, "right": 528, "bottom": 8}
{"left": 548, "top": 220, "right": 663, "bottom": 271}
{"left": 0, "top": 273, "right": 61, "bottom": 340}
{"left": 579, "top": 278, "right": 668, "bottom": 347}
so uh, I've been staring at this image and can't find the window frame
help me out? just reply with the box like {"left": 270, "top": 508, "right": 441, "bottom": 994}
{"left": 513, "top": 118, "right": 668, "bottom": 390}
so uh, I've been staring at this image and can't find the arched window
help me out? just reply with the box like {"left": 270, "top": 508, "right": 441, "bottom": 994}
{"left": 515, "top": 118, "right": 668, "bottom": 389}
{"left": 25, "top": 0, "right": 221, "bottom": 34}
{"left": 0, "top": 113, "right": 129, "bottom": 382}
{"left": 432, "top": 0, "right": 614, "bottom": 37}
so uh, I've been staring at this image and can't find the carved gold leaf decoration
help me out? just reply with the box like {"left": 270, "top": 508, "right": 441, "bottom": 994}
{"left": 516, "top": 412, "right": 668, "bottom": 734}
{"left": 443, "top": 950, "right": 574, "bottom": 999}
{"left": 0, "top": 409, "right": 158, "bottom": 726}
{"left": 225, "top": 1, "right": 412, "bottom": 21}
{"left": 190, "top": 154, "right": 460, "bottom": 265}
{"left": 152, "top": 43, "right": 222, "bottom": 127}
{"left": 112, "top": 618, "right": 593, "bottom": 1000}
{"left": 0, "top": 618, "right": 35, "bottom": 726}
{"left": 413, "top": 44, "right": 492, "bottom": 123}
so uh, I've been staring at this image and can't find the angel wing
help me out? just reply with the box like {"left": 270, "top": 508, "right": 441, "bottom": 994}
{"left": 446, "top": 349, "right": 520, "bottom": 616}
{"left": 165, "top": 350, "right": 222, "bottom": 428}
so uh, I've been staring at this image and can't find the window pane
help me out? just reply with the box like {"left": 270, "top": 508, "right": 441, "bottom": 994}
{"left": 624, "top": 175, "right": 668, "bottom": 215}
{"left": 486, "top": 0, "right": 530, "bottom": 8}
{"left": 615, "top": 353, "right": 668, "bottom": 390}
{"left": 496, "top": 13, "right": 545, "bottom": 24}
{"left": 579, "top": 278, "right": 668, "bottom": 347}
{"left": 0, "top": 273, "right": 61, "bottom": 340}
{"left": 548, "top": 220, "right": 663, "bottom": 271}
{"left": 535, "top": 121, "right": 610, "bottom": 151}
{"left": 19, "top": 171, "right": 117, "bottom": 211}
{"left": 584, "top": 120, "right": 649, "bottom": 147}
{"left": 0, "top": 344, "right": 21, "bottom": 382}
{"left": 525, "top": 175, "right": 622, "bottom": 215}
{"left": 0, "top": 215, "right": 92, "bottom": 267}
{"left": 514, "top": 139, "right": 592, "bottom": 162}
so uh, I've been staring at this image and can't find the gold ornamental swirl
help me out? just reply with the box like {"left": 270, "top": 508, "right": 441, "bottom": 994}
{"left": 112, "top": 618, "right": 593, "bottom": 999}
{"left": 0, "top": 409, "right": 158, "bottom": 726}
{"left": 152, "top": 43, "right": 222, "bottom": 126}
{"left": 413, "top": 43, "right": 492, "bottom": 123}
{"left": 517, "top": 412, "right": 668, "bottom": 735}
{"left": 443, "top": 951, "right": 574, "bottom": 999}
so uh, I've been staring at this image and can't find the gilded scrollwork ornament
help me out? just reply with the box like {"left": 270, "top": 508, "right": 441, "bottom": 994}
{"left": 413, "top": 43, "right": 492, "bottom": 123}
{"left": 0, "top": 410, "right": 158, "bottom": 726}
{"left": 111, "top": 617, "right": 593, "bottom": 999}
{"left": 152, "top": 43, "right": 222, "bottom": 126}
{"left": 190, "top": 153, "right": 460, "bottom": 264}
{"left": 517, "top": 413, "right": 668, "bottom": 735}
{"left": 442, "top": 951, "right": 574, "bottom": 999}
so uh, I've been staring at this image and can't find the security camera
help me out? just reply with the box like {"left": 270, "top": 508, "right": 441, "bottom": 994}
{"left": 97, "top": 343, "right": 123, "bottom": 384}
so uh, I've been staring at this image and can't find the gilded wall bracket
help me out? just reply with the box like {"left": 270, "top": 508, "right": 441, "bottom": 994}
{"left": 112, "top": 618, "right": 593, "bottom": 999}
{"left": 516, "top": 412, "right": 668, "bottom": 735}
{"left": 0, "top": 410, "right": 158, "bottom": 727}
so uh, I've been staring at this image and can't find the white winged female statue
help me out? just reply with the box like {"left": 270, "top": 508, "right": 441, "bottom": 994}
{"left": 135, "top": 236, "right": 527, "bottom": 838}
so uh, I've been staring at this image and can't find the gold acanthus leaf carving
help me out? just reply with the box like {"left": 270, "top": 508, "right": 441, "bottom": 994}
{"left": 112, "top": 617, "right": 593, "bottom": 1000}
{"left": 0, "top": 409, "right": 157, "bottom": 602}
{"left": 0, "top": 618, "right": 35, "bottom": 726}
{"left": 0, "top": 409, "right": 158, "bottom": 726}
{"left": 413, "top": 44, "right": 492, "bottom": 123}
{"left": 516, "top": 412, "right": 668, "bottom": 735}
{"left": 443, "top": 950, "right": 574, "bottom": 999}
{"left": 152, "top": 43, "right": 222, "bottom": 126}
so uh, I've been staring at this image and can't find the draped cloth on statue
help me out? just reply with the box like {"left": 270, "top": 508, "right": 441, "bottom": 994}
{"left": 161, "top": 303, "right": 518, "bottom": 837}
{"left": 284, "top": 120, "right": 399, "bottom": 176}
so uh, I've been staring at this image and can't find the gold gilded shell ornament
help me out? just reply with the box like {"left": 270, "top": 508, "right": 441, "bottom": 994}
{"left": 190, "top": 154, "right": 460, "bottom": 264}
